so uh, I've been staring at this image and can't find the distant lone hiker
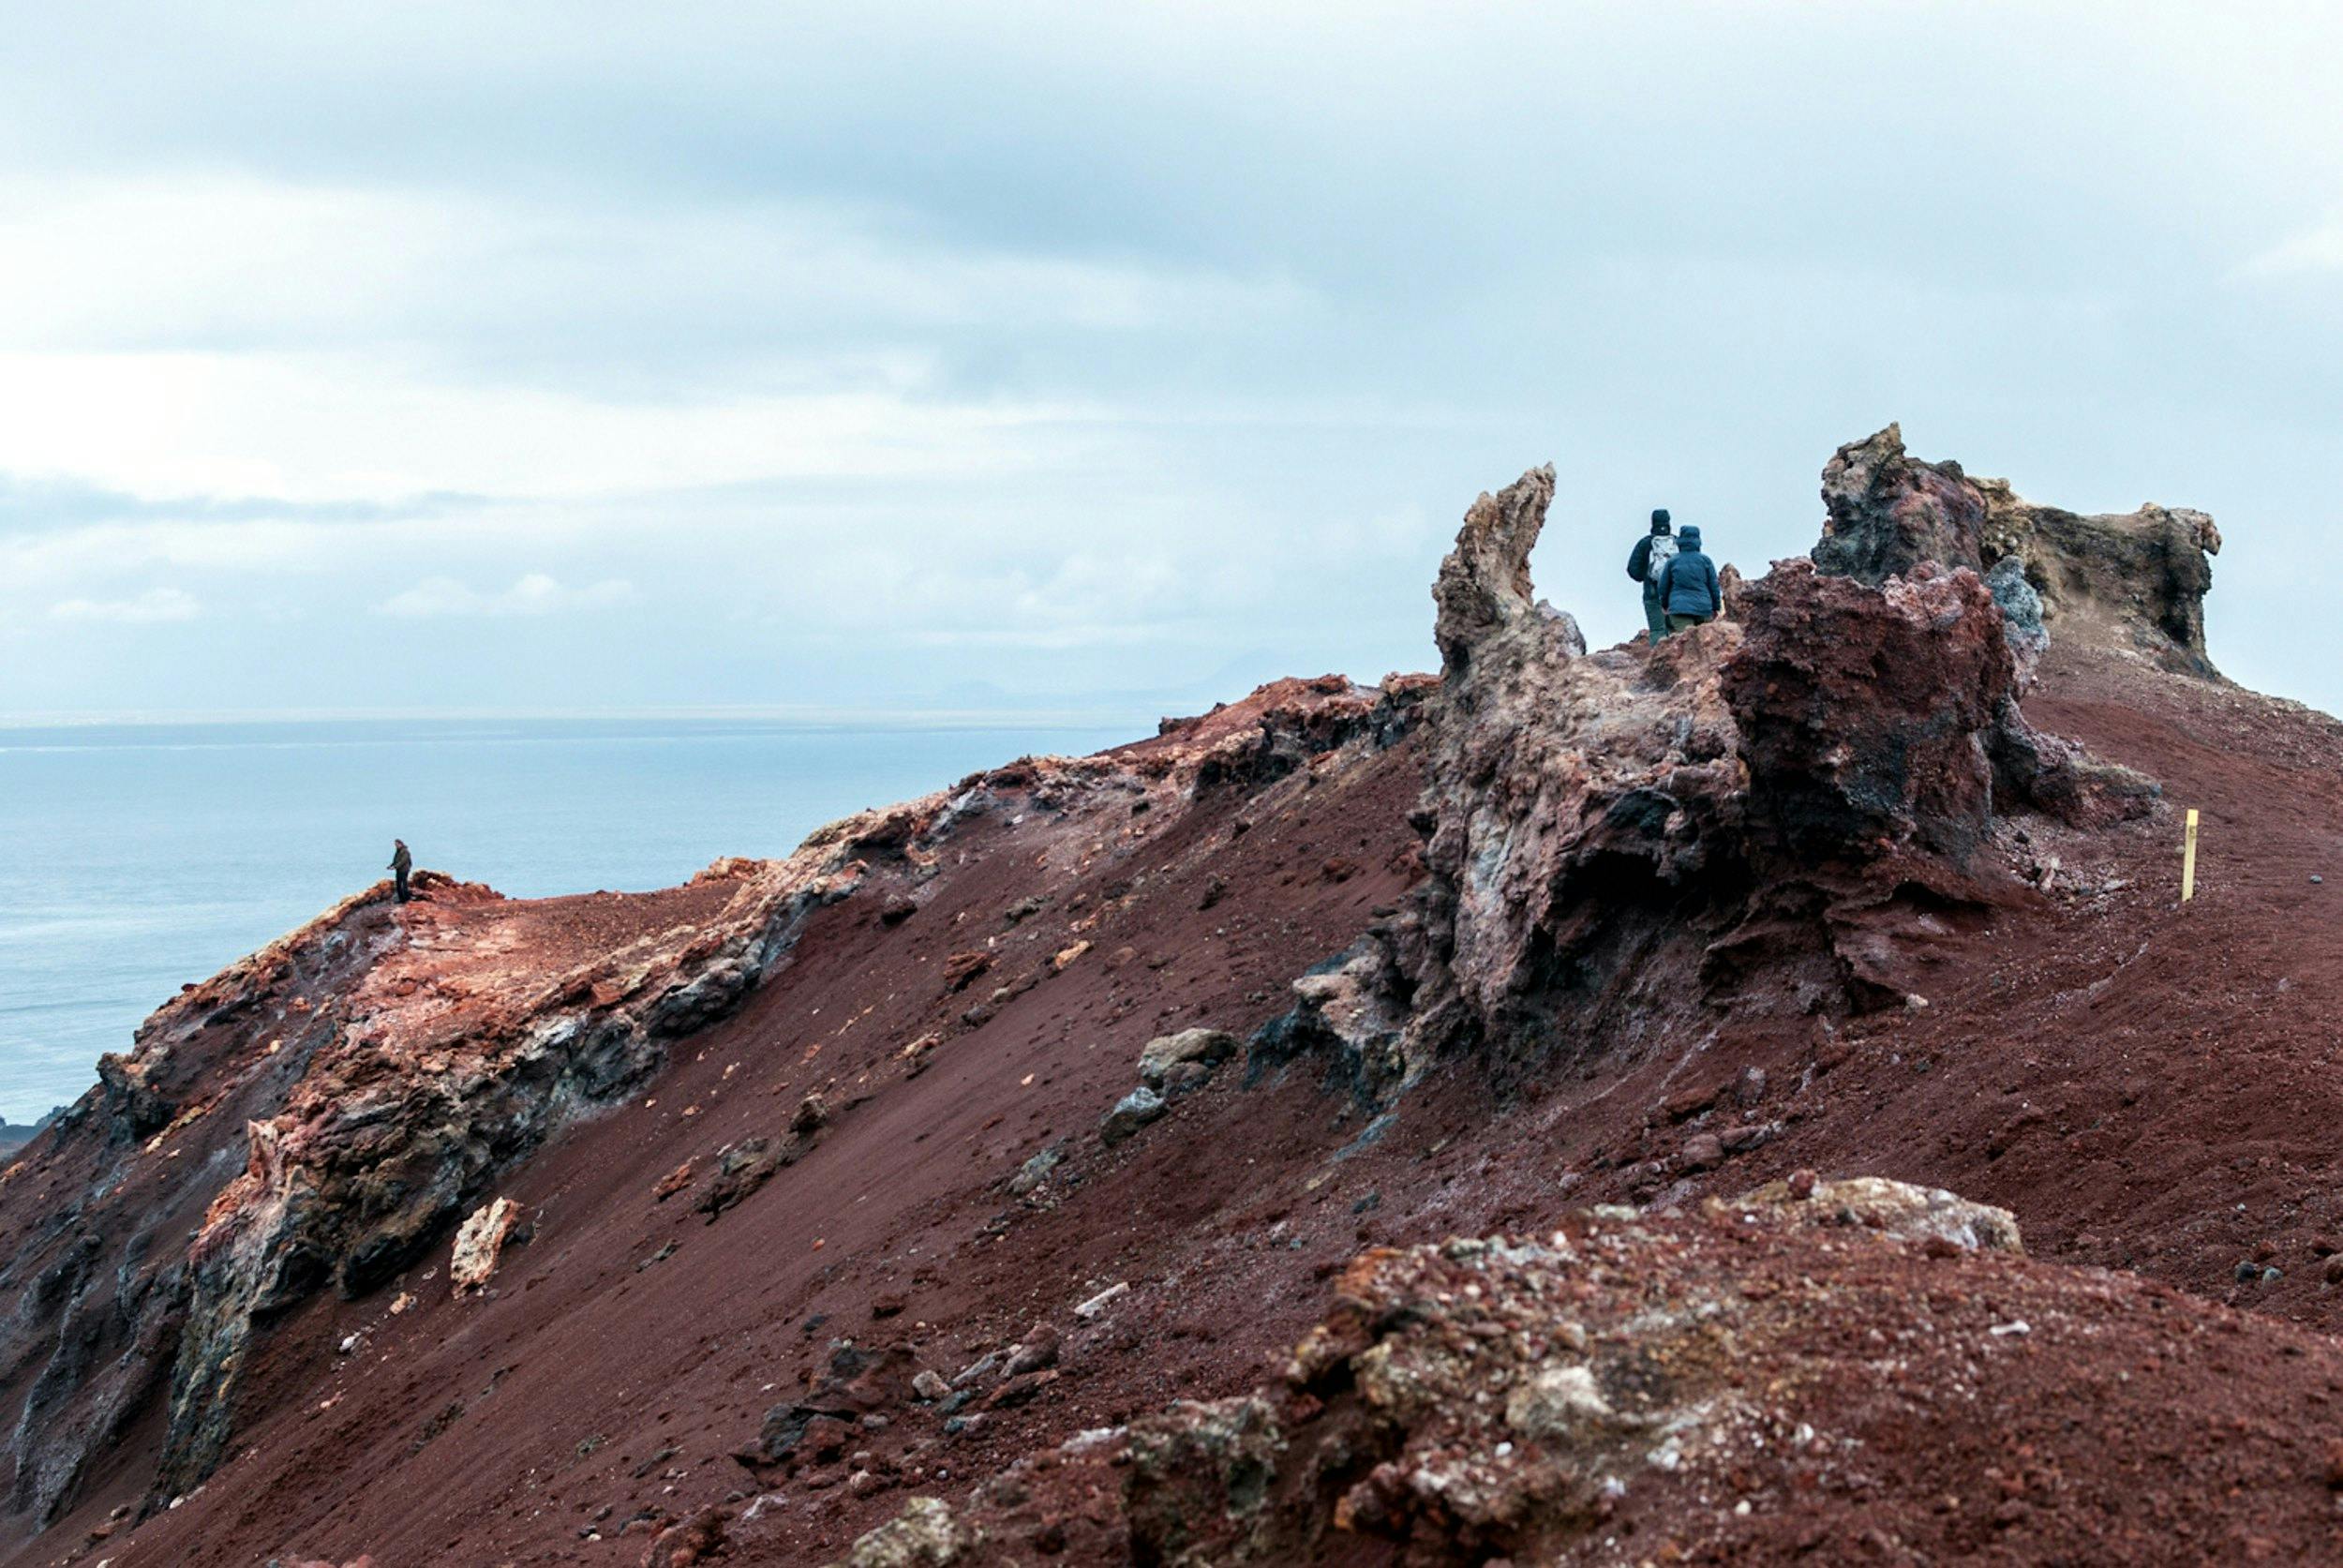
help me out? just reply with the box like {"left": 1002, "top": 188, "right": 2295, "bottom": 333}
{"left": 389, "top": 840, "right": 413, "bottom": 904}
{"left": 1626, "top": 508, "right": 1677, "bottom": 641}
{"left": 1656, "top": 524, "right": 1722, "bottom": 635}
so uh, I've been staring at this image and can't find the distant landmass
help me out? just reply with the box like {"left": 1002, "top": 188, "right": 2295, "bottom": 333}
{"left": 0, "top": 1113, "right": 59, "bottom": 1164}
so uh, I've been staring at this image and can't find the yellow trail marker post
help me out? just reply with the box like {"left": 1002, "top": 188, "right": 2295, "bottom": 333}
{"left": 2181, "top": 807, "right": 2200, "bottom": 903}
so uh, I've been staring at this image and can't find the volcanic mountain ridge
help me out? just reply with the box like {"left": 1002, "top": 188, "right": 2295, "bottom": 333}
{"left": 7, "top": 428, "right": 2342, "bottom": 1566}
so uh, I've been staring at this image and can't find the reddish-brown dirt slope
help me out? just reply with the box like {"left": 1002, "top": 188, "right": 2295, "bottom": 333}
{"left": 10, "top": 634, "right": 2342, "bottom": 1568}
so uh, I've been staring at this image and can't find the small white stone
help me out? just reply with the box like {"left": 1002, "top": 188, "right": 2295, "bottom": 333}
{"left": 1074, "top": 1281, "right": 1130, "bottom": 1320}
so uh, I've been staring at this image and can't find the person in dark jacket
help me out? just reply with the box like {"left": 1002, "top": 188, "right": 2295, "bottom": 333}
{"left": 389, "top": 839, "right": 413, "bottom": 904}
{"left": 1656, "top": 524, "right": 1721, "bottom": 634}
{"left": 1625, "top": 509, "right": 1676, "bottom": 641}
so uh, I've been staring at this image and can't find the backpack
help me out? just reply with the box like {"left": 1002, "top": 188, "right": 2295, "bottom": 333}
{"left": 1642, "top": 534, "right": 1678, "bottom": 595}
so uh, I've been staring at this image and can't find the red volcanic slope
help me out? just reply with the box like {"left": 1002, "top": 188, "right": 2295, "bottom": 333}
{"left": 1, "top": 431, "right": 2337, "bottom": 1566}
{"left": 0, "top": 638, "right": 2335, "bottom": 1568}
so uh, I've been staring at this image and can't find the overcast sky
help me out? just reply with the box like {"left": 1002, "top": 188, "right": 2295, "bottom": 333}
{"left": 4, "top": 2, "right": 2339, "bottom": 723}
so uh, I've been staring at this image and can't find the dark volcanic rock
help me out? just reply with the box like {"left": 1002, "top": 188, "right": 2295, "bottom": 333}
{"left": 756, "top": 1343, "right": 918, "bottom": 1466}
{"left": 1724, "top": 559, "right": 2014, "bottom": 868}
{"left": 1098, "top": 1086, "right": 1167, "bottom": 1146}
{"left": 1269, "top": 456, "right": 2158, "bottom": 1098}
{"left": 1815, "top": 423, "right": 2222, "bottom": 676}
{"left": 1815, "top": 422, "right": 1992, "bottom": 585}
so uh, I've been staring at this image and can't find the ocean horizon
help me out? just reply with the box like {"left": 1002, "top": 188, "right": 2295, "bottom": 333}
{"left": 0, "top": 713, "right": 1141, "bottom": 1124}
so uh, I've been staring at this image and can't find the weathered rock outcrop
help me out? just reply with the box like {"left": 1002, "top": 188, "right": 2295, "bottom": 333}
{"left": 157, "top": 853, "right": 876, "bottom": 1496}
{"left": 1273, "top": 458, "right": 2156, "bottom": 1098}
{"left": 840, "top": 1179, "right": 2343, "bottom": 1565}
{"left": 1817, "top": 424, "right": 2222, "bottom": 676}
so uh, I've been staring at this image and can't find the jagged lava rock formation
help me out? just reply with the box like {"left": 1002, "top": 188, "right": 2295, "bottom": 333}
{"left": 1817, "top": 422, "right": 2222, "bottom": 676}
{"left": 8, "top": 431, "right": 2343, "bottom": 1568}
{"left": 1286, "top": 461, "right": 2156, "bottom": 1101}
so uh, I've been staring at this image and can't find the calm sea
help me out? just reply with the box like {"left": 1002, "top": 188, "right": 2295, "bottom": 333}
{"left": 0, "top": 716, "right": 1136, "bottom": 1125}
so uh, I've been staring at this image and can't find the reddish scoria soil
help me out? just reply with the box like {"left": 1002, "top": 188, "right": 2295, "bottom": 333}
{"left": 16, "top": 638, "right": 2343, "bottom": 1567}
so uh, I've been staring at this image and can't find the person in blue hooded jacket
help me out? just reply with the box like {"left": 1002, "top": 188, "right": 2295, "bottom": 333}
{"left": 1655, "top": 524, "right": 1721, "bottom": 635}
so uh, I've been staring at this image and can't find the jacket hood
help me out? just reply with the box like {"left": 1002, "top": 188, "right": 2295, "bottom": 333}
{"left": 1678, "top": 526, "right": 1703, "bottom": 547}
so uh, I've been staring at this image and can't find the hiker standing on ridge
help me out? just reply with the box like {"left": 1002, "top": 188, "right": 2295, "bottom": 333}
{"left": 1626, "top": 509, "right": 1677, "bottom": 642}
{"left": 1656, "top": 524, "right": 1722, "bottom": 635}
{"left": 389, "top": 839, "right": 413, "bottom": 904}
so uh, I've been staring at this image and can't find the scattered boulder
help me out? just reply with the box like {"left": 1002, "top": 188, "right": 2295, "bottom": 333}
{"left": 449, "top": 1198, "right": 523, "bottom": 1296}
{"left": 650, "top": 1159, "right": 696, "bottom": 1202}
{"left": 698, "top": 1139, "right": 792, "bottom": 1221}
{"left": 834, "top": 1495, "right": 970, "bottom": 1567}
{"left": 1157, "top": 1060, "right": 1213, "bottom": 1098}
{"left": 1007, "top": 1144, "right": 1064, "bottom": 1197}
{"left": 982, "top": 1369, "right": 1059, "bottom": 1411}
{"left": 1099, "top": 1087, "right": 1167, "bottom": 1146}
{"left": 1250, "top": 940, "right": 1412, "bottom": 1098}
{"left": 1677, "top": 1132, "right": 1725, "bottom": 1172}
{"left": 1001, "top": 1324, "right": 1060, "bottom": 1378}
{"left": 901, "top": 1031, "right": 943, "bottom": 1075}
{"left": 1074, "top": 1282, "right": 1129, "bottom": 1320}
{"left": 640, "top": 1504, "right": 728, "bottom": 1567}
{"left": 1136, "top": 1028, "right": 1238, "bottom": 1089}
{"left": 942, "top": 951, "right": 993, "bottom": 993}
{"left": 950, "top": 1352, "right": 1001, "bottom": 1390}
{"left": 754, "top": 1343, "right": 918, "bottom": 1467}
{"left": 1124, "top": 1397, "right": 1286, "bottom": 1565}
{"left": 1733, "top": 1173, "right": 2024, "bottom": 1253}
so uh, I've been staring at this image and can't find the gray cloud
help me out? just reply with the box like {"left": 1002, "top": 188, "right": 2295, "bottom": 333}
{"left": 377, "top": 574, "right": 637, "bottom": 619}
{"left": 1, "top": 3, "right": 2339, "bottom": 722}
{"left": 48, "top": 587, "right": 200, "bottom": 624}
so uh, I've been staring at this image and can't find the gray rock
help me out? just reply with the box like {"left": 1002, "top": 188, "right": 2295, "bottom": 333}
{"left": 1100, "top": 1085, "right": 1168, "bottom": 1146}
{"left": 838, "top": 1495, "right": 969, "bottom": 1567}
{"left": 1003, "top": 1324, "right": 1060, "bottom": 1378}
{"left": 1986, "top": 555, "right": 2048, "bottom": 683}
{"left": 1679, "top": 1133, "right": 1725, "bottom": 1172}
{"left": 1136, "top": 1028, "right": 1238, "bottom": 1088}
{"left": 1007, "top": 1144, "right": 1063, "bottom": 1197}
{"left": 1736, "top": 1176, "right": 2022, "bottom": 1254}
{"left": 1157, "top": 1060, "right": 1214, "bottom": 1098}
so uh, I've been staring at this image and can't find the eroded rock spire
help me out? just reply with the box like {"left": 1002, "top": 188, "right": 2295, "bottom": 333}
{"left": 1816, "top": 423, "right": 2222, "bottom": 676}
